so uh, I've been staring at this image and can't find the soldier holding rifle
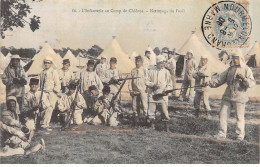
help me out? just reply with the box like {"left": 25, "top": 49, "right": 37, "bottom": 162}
{"left": 146, "top": 55, "right": 173, "bottom": 129}
{"left": 2, "top": 55, "right": 28, "bottom": 112}
{"left": 23, "top": 78, "right": 52, "bottom": 133}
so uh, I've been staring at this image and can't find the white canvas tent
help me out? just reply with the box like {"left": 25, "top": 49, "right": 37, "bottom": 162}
{"left": 76, "top": 52, "right": 89, "bottom": 67}
{"left": 178, "top": 32, "right": 228, "bottom": 75}
{"left": 27, "top": 43, "right": 63, "bottom": 75}
{"left": 98, "top": 37, "right": 135, "bottom": 74}
{"left": 129, "top": 51, "right": 138, "bottom": 62}
{"left": 63, "top": 50, "right": 77, "bottom": 66}
{"left": 0, "top": 52, "right": 9, "bottom": 72}
{"left": 245, "top": 41, "right": 260, "bottom": 67}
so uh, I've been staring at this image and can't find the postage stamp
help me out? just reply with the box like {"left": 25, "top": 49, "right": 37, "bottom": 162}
{"left": 201, "top": 0, "right": 252, "bottom": 49}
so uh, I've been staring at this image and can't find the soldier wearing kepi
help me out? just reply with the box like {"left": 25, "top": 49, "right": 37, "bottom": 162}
{"left": 58, "top": 81, "right": 87, "bottom": 126}
{"left": 95, "top": 55, "right": 109, "bottom": 82}
{"left": 23, "top": 78, "right": 53, "bottom": 132}
{"left": 79, "top": 59, "right": 103, "bottom": 109}
{"left": 58, "top": 59, "right": 75, "bottom": 93}
{"left": 146, "top": 55, "right": 173, "bottom": 128}
{"left": 39, "top": 57, "right": 61, "bottom": 126}
{"left": 129, "top": 55, "right": 149, "bottom": 125}
{"left": 103, "top": 57, "right": 122, "bottom": 96}
{"left": 193, "top": 55, "right": 211, "bottom": 118}
{"left": 166, "top": 51, "right": 177, "bottom": 97}
{"left": 2, "top": 55, "right": 28, "bottom": 112}
{"left": 209, "top": 50, "right": 255, "bottom": 141}
{"left": 92, "top": 85, "right": 122, "bottom": 127}
{"left": 179, "top": 50, "right": 197, "bottom": 103}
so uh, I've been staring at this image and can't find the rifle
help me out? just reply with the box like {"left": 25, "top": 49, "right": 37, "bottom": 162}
{"left": 107, "top": 77, "right": 140, "bottom": 85}
{"left": 106, "top": 75, "right": 129, "bottom": 120}
{"left": 152, "top": 85, "right": 205, "bottom": 101}
{"left": 35, "top": 73, "right": 46, "bottom": 130}
{"left": 62, "top": 81, "right": 80, "bottom": 129}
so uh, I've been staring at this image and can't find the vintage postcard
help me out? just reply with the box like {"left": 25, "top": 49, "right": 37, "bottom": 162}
{"left": 0, "top": 0, "right": 259, "bottom": 164}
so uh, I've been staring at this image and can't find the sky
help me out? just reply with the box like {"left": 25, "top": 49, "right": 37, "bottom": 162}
{"left": 1, "top": 0, "right": 259, "bottom": 55}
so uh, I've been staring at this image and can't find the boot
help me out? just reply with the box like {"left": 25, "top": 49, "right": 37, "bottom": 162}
{"left": 25, "top": 138, "right": 45, "bottom": 155}
{"left": 132, "top": 113, "right": 137, "bottom": 127}
{"left": 162, "top": 119, "right": 169, "bottom": 132}
{"left": 195, "top": 109, "right": 200, "bottom": 118}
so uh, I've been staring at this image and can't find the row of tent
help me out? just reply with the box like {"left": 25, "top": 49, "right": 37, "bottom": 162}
{"left": 1, "top": 32, "right": 259, "bottom": 76}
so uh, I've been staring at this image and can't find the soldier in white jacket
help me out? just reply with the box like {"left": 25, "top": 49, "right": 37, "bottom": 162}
{"left": 166, "top": 51, "right": 177, "bottom": 97}
{"left": 40, "top": 57, "right": 61, "bottom": 111}
{"left": 142, "top": 50, "right": 154, "bottom": 70}
{"left": 103, "top": 57, "right": 122, "bottom": 96}
{"left": 1, "top": 55, "right": 28, "bottom": 112}
{"left": 129, "top": 56, "right": 149, "bottom": 123}
{"left": 58, "top": 59, "right": 75, "bottom": 93}
{"left": 146, "top": 55, "right": 173, "bottom": 128}
{"left": 209, "top": 50, "right": 255, "bottom": 141}
{"left": 193, "top": 55, "right": 211, "bottom": 118}
{"left": 23, "top": 78, "right": 53, "bottom": 132}
{"left": 58, "top": 81, "right": 87, "bottom": 126}
{"left": 95, "top": 55, "right": 109, "bottom": 83}
{"left": 79, "top": 59, "right": 104, "bottom": 112}
{"left": 179, "top": 50, "right": 197, "bottom": 102}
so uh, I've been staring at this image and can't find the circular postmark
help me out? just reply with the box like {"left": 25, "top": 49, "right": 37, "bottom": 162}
{"left": 201, "top": 1, "right": 252, "bottom": 49}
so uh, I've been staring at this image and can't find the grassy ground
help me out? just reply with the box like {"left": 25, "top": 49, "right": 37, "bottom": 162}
{"left": 0, "top": 99, "right": 259, "bottom": 164}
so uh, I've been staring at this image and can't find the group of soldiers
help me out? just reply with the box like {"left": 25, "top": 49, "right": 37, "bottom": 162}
{"left": 0, "top": 48, "right": 255, "bottom": 156}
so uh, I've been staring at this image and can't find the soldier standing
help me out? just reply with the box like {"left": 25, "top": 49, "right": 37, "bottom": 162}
{"left": 103, "top": 57, "right": 121, "bottom": 96}
{"left": 23, "top": 78, "right": 53, "bottom": 132}
{"left": 58, "top": 59, "right": 75, "bottom": 93}
{"left": 39, "top": 57, "right": 61, "bottom": 126}
{"left": 95, "top": 55, "right": 109, "bottom": 83}
{"left": 193, "top": 55, "right": 211, "bottom": 118}
{"left": 179, "top": 50, "right": 197, "bottom": 103}
{"left": 2, "top": 55, "right": 28, "bottom": 112}
{"left": 209, "top": 50, "right": 255, "bottom": 141}
{"left": 166, "top": 51, "right": 177, "bottom": 97}
{"left": 142, "top": 50, "right": 154, "bottom": 70}
{"left": 128, "top": 56, "right": 149, "bottom": 124}
{"left": 146, "top": 55, "right": 173, "bottom": 128}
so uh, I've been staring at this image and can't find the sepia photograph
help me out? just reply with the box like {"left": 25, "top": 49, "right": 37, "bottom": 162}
{"left": 0, "top": 0, "right": 259, "bottom": 164}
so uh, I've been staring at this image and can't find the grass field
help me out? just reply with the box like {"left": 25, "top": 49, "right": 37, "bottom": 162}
{"left": 0, "top": 99, "right": 259, "bottom": 164}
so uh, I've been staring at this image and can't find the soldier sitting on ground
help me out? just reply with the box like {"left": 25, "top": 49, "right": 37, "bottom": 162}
{"left": 22, "top": 78, "right": 53, "bottom": 133}
{"left": 0, "top": 97, "right": 45, "bottom": 156}
{"left": 57, "top": 81, "right": 87, "bottom": 126}
{"left": 92, "top": 85, "right": 123, "bottom": 127}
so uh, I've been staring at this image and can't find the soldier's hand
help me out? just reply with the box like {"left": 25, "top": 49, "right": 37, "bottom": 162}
{"left": 201, "top": 82, "right": 208, "bottom": 87}
{"left": 153, "top": 85, "right": 160, "bottom": 91}
{"left": 162, "top": 91, "right": 168, "bottom": 96}
{"left": 20, "top": 78, "right": 27, "bottom": 85}
{"left": 12, "top": 78, "right": 20, "bottom": 84}
{"left": 130, "top": 92, "right": 134, "bottom": 97}
{"left": 236, "top": 74, "right": 244, "bottom": 80}
{"left": 21, "top": 136, "right": 27, "bottom": 142}
{"left": 33, "top": 106, "right": 39, "bottom": 112}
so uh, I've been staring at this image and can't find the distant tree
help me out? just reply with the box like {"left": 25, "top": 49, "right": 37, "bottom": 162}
{"left": 87, "top": 45, "right": 103, "bottom": 58}
{"left": 1, "top": 0, "right": 41, "bottom": 39}
{"left": 1, "top": 46, "right": 9, "bottom": 55}
{"left": 153, "top": 47, "right": 160, "bottom": 56}
{"left": 162, "top": 47, "right": 169, "bottom": 53}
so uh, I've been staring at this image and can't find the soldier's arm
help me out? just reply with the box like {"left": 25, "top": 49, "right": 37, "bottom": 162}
{"left": 57, "top": 95, "right": 67, "bottom": 112}
{"left": 1, "top": 70, "right": 12, "bottom": 85}
{"left": 165, "top": 70, "right": 173, "bottom": 91}
{"left": 0, "top": 121, "right": 25, "bottom": 139}
{"left": 209, "top": 68, "right": 229, "bottom": 88}
{"left": 243, "top": 67, "right": 256, "bottom": 88}
{"left": 128, "top": 70, "right": 134, "bottom": 92}
{"left": 2, "top": 112, "right": 22, "bottom": 128}
{"left": 96, "top": 75, "right": 104, "bottom": 94}
{"left": 53, "top": 70, "right": 61, "bottom": 93}
{"left": 76, "top": 94, "right": 87, "bottom": 109}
